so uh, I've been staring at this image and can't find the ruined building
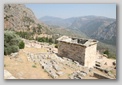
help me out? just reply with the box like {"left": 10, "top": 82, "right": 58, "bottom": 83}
{"left": 57, "top": 36, "right": 98, "bottom": 68}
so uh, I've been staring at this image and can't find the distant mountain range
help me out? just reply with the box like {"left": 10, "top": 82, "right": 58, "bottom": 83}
{"left": 40, "top": 16, "right": 116, "bottom": 45}
{"left": 40, "top": 16, "right": 75, "bottom": 28}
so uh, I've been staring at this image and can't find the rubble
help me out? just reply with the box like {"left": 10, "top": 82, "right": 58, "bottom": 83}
{"left": 69, "top": 71, "right": 88, "bottom": 79}
{"left": 18, "top": 40, "right": 117, "bottom": 79}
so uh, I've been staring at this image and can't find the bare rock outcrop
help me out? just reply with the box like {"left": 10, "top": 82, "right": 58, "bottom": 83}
{"left": 4, "top": 4, "right": 51, "bottom": 34}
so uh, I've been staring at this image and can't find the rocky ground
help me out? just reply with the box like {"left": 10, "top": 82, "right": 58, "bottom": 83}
{"left": 4, "top": 39, "right": 116, "bottom": 79}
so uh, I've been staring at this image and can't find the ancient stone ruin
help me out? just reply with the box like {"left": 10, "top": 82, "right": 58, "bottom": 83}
{"left": 57, "top": 36, "right": 98, "bottom": 68}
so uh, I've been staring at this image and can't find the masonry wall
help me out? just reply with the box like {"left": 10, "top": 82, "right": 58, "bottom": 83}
{"left": 85, "top": 44, "right": 97, "bottom": 68}
{"left": 58, "top": 41, "right": 86, "bottom": 65}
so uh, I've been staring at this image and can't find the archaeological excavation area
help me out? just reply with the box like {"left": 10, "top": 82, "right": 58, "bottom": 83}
{"left": 4, "top": 38, "right": 116, "bottom": 79}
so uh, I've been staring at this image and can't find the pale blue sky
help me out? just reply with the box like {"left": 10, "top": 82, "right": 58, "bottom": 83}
{"left": 25, "top": 4, "right": 116, "bottom": 19}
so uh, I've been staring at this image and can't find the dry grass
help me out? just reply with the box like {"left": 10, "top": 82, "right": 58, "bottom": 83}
{"left": 4, "top": 48, "right": 52, "bottom": 79}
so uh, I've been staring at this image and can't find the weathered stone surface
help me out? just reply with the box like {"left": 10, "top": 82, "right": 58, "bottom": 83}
{"left": 69, "top": 70, "right": 89, "bottom": 79}
{"left": 10, "top": 52, "right": 18, "bottom": 58}
{"left": 4, "top": 70, "right": 16, "bottom": 79}
{"left": 53, "top": 64, "right": 61, "bottom": 71}
{"left": 56, "top": 71, "right": 64, "bottom": 76}
{"left": 49, "top": 71, "right": 58, "bottom": 79}
{"left": 57, "top": 36, "right": 98, "bottom": 68}
{"left": 79, "top": 71, "right": 87, "bottom": 77}
{"left": 94, "top": 72, "right": 112, "bottom": 79}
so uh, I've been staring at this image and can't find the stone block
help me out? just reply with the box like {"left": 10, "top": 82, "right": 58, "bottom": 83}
{"left": 53, "top": 64, "right": 61, "bottom": 71}
{"left": 56, "top": 71, "right": 64, "bottom": 76}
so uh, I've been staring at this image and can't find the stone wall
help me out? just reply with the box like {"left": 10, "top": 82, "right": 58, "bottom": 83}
{"left": 58, "top": 41, "right": 97, "bottom": 68}
{"left": 58, "top": 41, "right": 86, "bottom": 65}
{"left": 85, "top": 44, "right": 97, "bottom": 68}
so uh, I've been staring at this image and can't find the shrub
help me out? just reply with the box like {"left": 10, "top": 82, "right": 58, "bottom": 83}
{"left": 54, "top": 40, "right": 58, "bottom": 44}
{"left": 103, "top": 50, "right": 109, "bottom": 57}
{"left": 10, "top": 45, "right": 19, "bottom": 53}
{"left": 108, "top": 54, "right": 116, "bottom": 59}
{"left": 36, "top": 37, "right": 54, "bottom": 44}
{"left": 4, "top": 45, "right": 19, "bottom": 55}
{"left": 48, "top": 38, "right": 53, "bottom": 44}
{"left": 16, "top": 31, "right": 34, "bottom": 40}
{"left": 4, "top": 31, "right": 24, "bottom": 55}
{"left": 37, "top": 37, "right": 44, "bottom": 42}
{"left": 103, "top": 49, "right": 116, "bottom": 59}
{"left": 32, "top": 65, "right": 37, "bottom": 68}
{"left": 4, "top": 47, "right": 10, "bottom": 55}
{"left": 19, "top": 41, "right": 25, "bottom": 49}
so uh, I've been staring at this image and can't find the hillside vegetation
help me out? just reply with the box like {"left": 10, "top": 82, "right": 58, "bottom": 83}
{"left": 4, "top": 31, "right": 25, "bottom": 55}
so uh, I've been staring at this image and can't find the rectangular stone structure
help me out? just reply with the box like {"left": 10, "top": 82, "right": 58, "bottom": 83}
{"left": 57, "top": 36, "right": 98, "bottom": 68}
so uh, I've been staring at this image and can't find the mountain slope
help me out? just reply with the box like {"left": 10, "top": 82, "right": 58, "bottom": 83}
{"left": 4, "top": 4, "right": 51, "bottom": 34}
{"left": 91, "top": 21, "right": 116, "bottom": 45}
{"left": 40, "top": 16, "right": 76, "bottom": 28}
{"left": 40, "top": 16, "right": 116, "bottom": 45}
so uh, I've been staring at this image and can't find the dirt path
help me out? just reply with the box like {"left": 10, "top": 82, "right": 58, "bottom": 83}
{"left": 4, "top": 48, "right": 52, "bottom": 79}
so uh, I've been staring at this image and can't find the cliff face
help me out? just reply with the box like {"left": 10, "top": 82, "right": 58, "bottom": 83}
{"left": 4, "top": 4, "right": 36, "bottom": 31}
{"left": 4, "top": 4, "right": 50, "bottom": 34}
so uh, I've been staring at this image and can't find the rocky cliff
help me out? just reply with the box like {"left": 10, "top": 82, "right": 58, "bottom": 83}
{"left": 4, "top": 4, "right": 50, "bottom": 34}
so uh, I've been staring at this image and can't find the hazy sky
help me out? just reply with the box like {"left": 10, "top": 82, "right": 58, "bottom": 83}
{"left": 25, "top": 4, "right": 116, "bottom": 19}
